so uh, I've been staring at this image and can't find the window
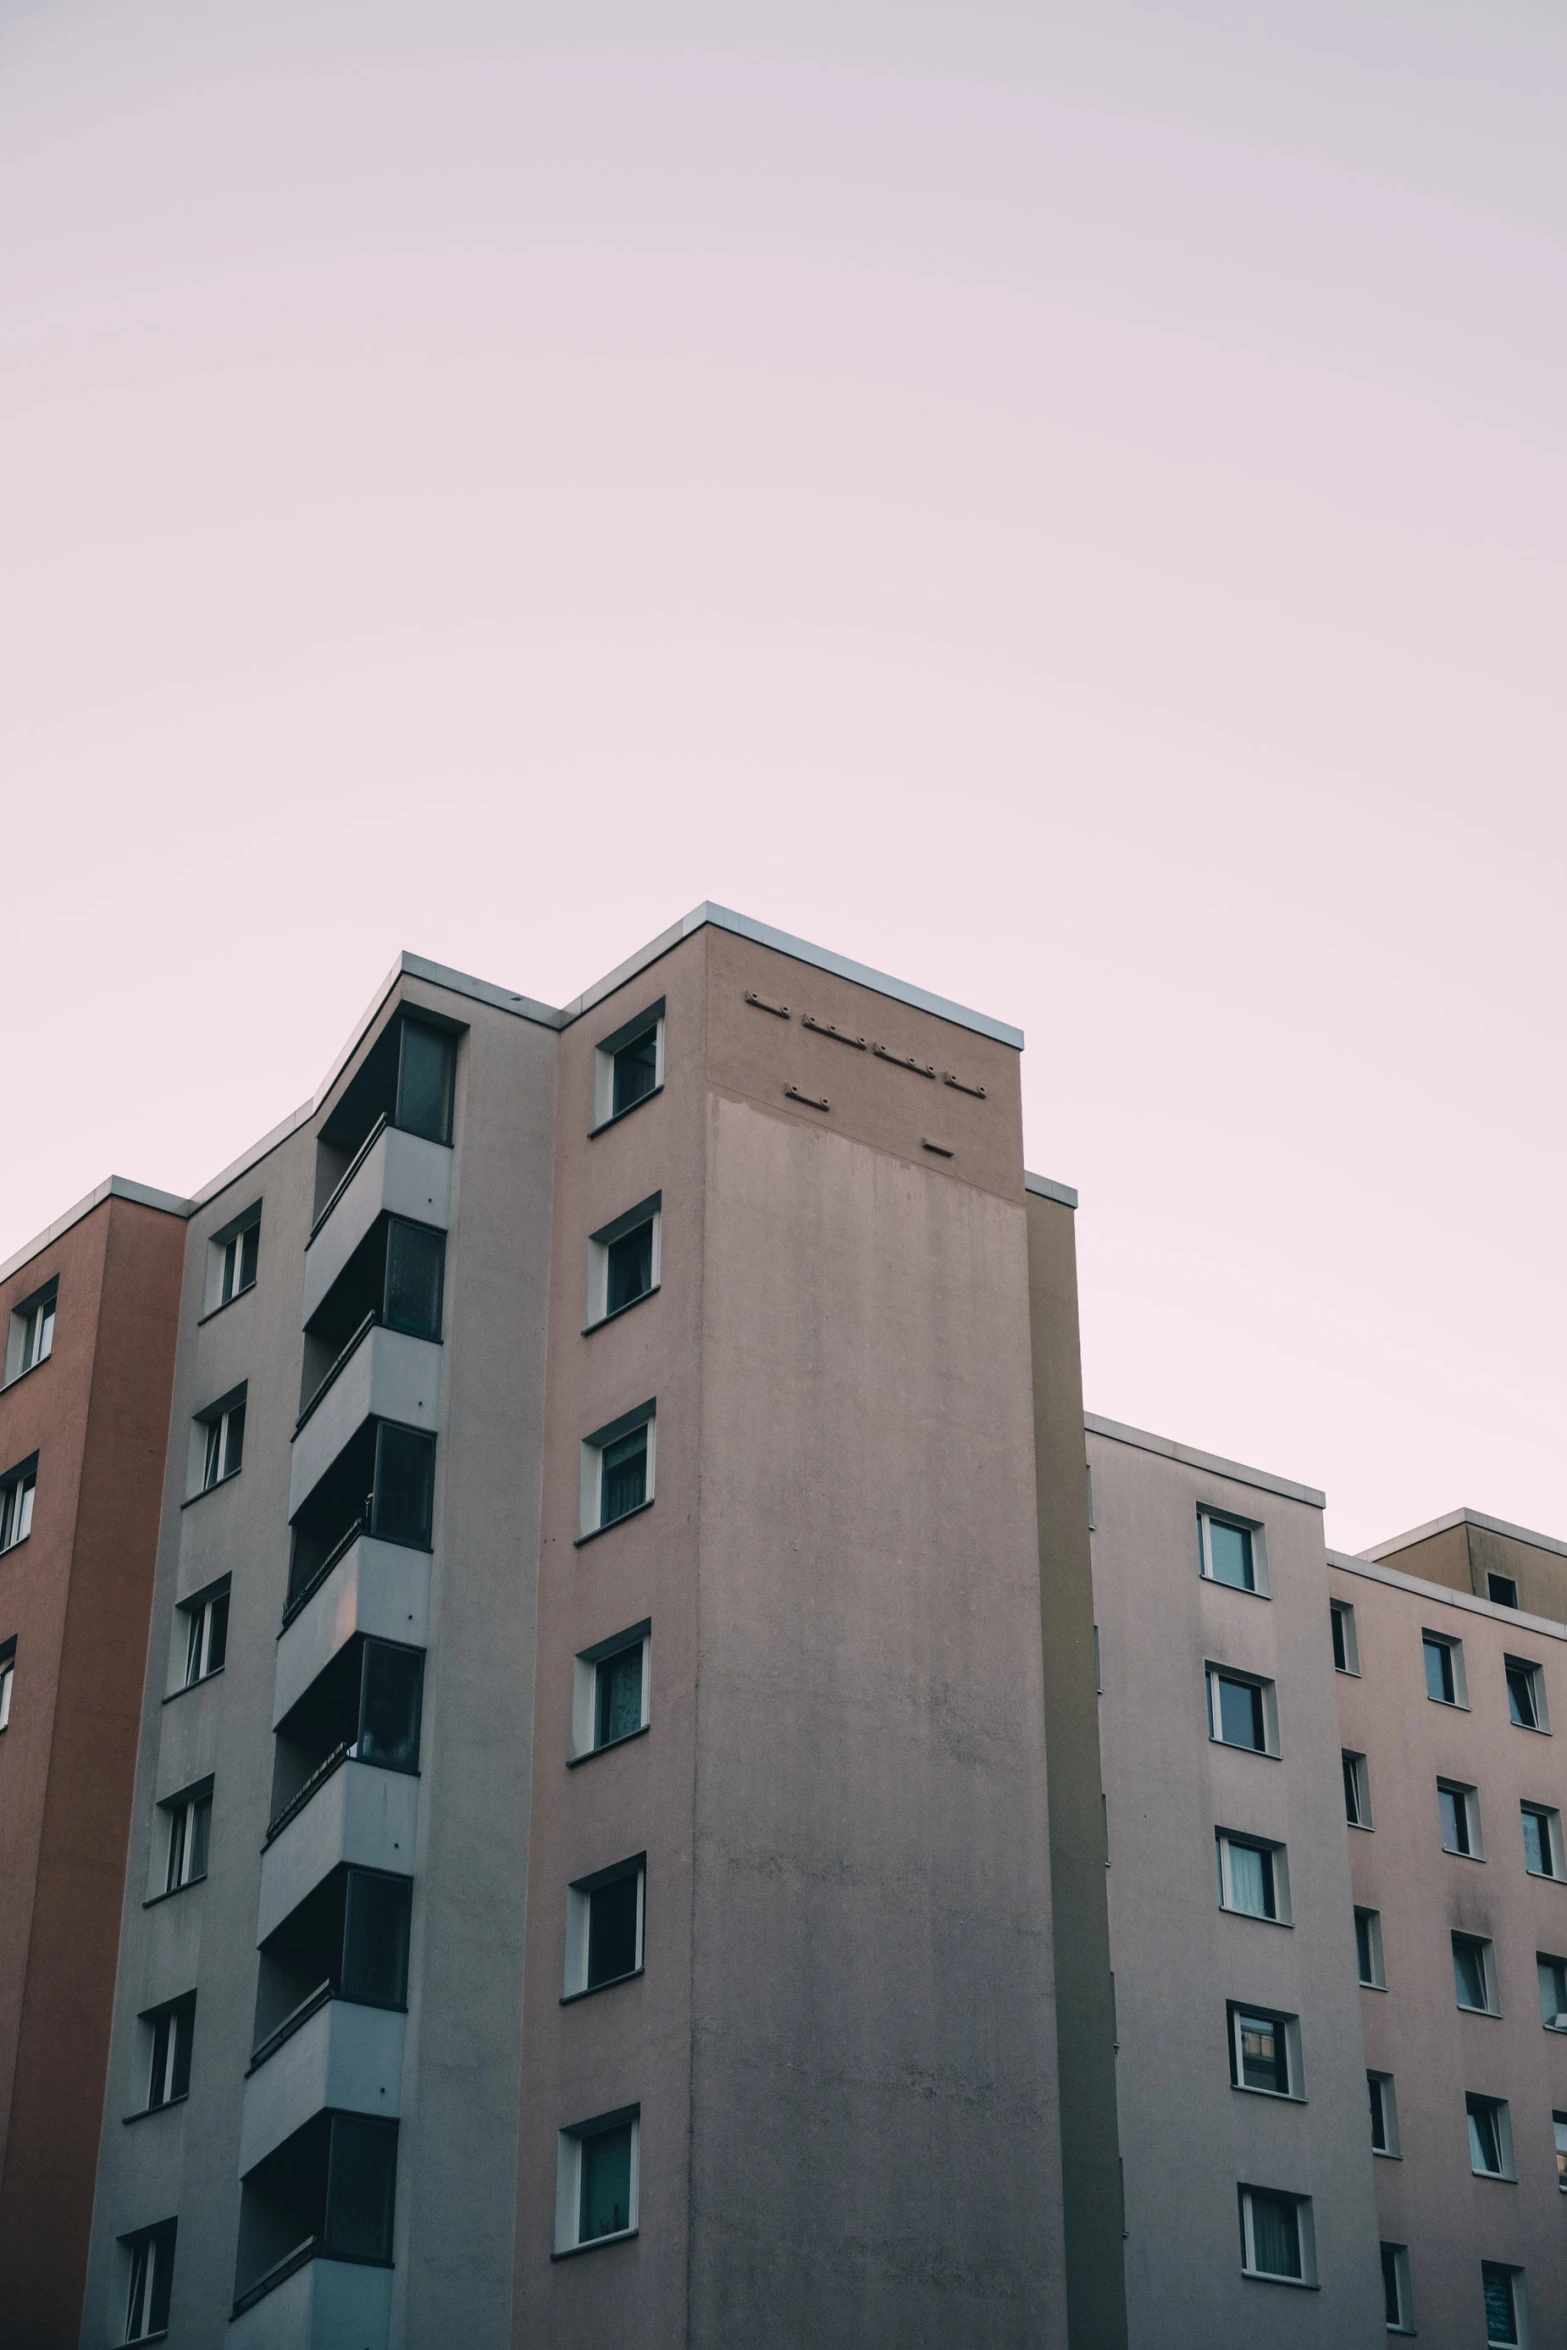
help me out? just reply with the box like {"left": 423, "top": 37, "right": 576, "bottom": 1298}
{"left": 1439, "top": 1779, "right": 1482, "bottom": 1858}
{"left": 1382, "top": 2242, "right": 1412, "bottom": 2333}
{"left": 1554, "top": 2113, "right": 1567, "bottom": 2193}
{"left": 1522, "top": 1803, "right": 1563, "bottom": 1880}
{"left": 1538, "top": 1955, "right": 1567, "bottom": 2031}
{"left": 180, "top": 1582, "right": 230, "bottom": 1688}
{"left": 1453, "top": 1932, "right": 1498, "bottom": 2015}
{"left": 234, "top": 2113, "right": 398, "bottom": 2310}
{"left": 143, "top": 1995, "right": 195, "bottom": 2111}
{"left": 252, "top": 1867, "right": 412, "bottom": 2060}
{"left": 0, "top": 1457, "right": 37, "bottom": 1552}
{"left": 586, "top": 1196, "right": 662, "bottom": 1328}
{"left": 1216, "top": 1831, "right": 1289, "bottom": 1923}
{"left": 1227, "top": 2004, "right": 1299, "bottom": 2098}
{"left": 1423, "top": 1631, "right": 1467, "bottom": 1706}
{"left": 1489, "top": 1574, "right": 1519, "bottom": 1609}
{"left": 163, "top": 1783, "right": 212, "bottom": 1894}
{"left": 1237, "top": 2186, "right": 1314, "bottom": 2285}
{"left": 564, "top": 1858, "right": 646, "bottom": 1998}
{"left": 593, "top": 999, "right": 665, "bottom": 1129}
{"left": 1343, "top": 1750, "right": 1371, "bottom": 1828}
{"left": 206, "top": 1209, "right": 260, "bottom": 1312}
{"left": 1466, "top": 2094, "right": 1514, "bottom": 2178}
{"left": 1369, "top": 2072, "right": 1400, "bottom": 2155}
{"left": 122, "top": 2221, "right": 176, "bottom": 2342}
{"left": 580, "top": 1404, "right": 656, "bottom": 1538}
{"left": 1356, "top": 1908, "right": 1386, "bottom": 1989}
{"left": 555, "top": 2108, "right": 639, "bottom": 2252}
{"left": 193, "top": 1392, "right": 246, "bottom": 1494}
{"left": 1506, "top": 1657, "right": 1547, "bottom": 1732}
{"left": 1207, "top": 1667, "right": 1276, "bottom": 1754}
{"left": 0, "top": 1638, "right": 13, "bottom": 1732}
{"left": 1330, "top": 1599, "right": 1359, "bottom": 1674}
{"left": 4, "top": 1277, "right": 56, "bottom": 1382}
{"left": 1482, "top": 2263, "right": 1527, "bottom": 2347}
{"left": 1199, "top": 1511, "right": 1265, "bottom": 1594}
{"left": 572, "top": 1625, "right": 650, "bottom": 1760}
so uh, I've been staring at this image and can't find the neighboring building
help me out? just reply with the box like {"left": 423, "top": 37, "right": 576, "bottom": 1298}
{"left": 0, "top": 1178, "right": 187, "bottom": 2348}
{"left": 1330, "top": 1541, "right": 1567, "bottom": 2350}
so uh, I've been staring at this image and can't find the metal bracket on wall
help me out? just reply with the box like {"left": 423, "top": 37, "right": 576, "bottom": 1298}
{"left": 801, "top": 1014, "right": 866, "bottom": 1049}
{"left": 745, "top": 990, "right": 790, "bottom": 1018}
{"left": 784, "top": 1085, "right": 830, "bottom": 1111}
{"left": 921, "top": 1139, "right": 954, "bottom": 1157}
{"left": 871, "top": 1042, "right": 937, "bottom": 1078}
{"left": 942, "top": 1071, "right": 987, "bottom": 1099}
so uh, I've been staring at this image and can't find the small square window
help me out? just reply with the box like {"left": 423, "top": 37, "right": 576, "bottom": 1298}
{"left": 162, "top": 1782, "right": 213, "bottom": 1895}
{"left": 1207, "top": 1666, "right": 1277, "bottom": 1755}
{"left": 1423, "top": 1631, "right": 1467, "bottom": 1706}
{"left": 586, "top": 1196, "right": 662, "bottom": 1329}
{"left": 1200, "top": 1512, "right": 1266, "bottom": 1594}
{"left": 0, "top": 1456, "right": 37, "bottom": 1554}
{"left": 122, "top": 2219, "right": 176, "bottom": 2343}
{"left": 142, "top": 1994, "right": 196, "bottom": 2112}
{"left": 1537, "top": 1955, "right": 1567, "bottom": 2032}
{"left": 1228, "top": 2004, "right": 1299, "bottom": 2098}
{"left": 205, "top": 1207, "right": 261, "bottom": 1313}
{"left": 1382, "top": 2241, "right": 1413, "bottom": 2332}
{"left": 1506, "top": 1657, "right": 1548, "bottom": 1732}
{"left": 1489, "top": 1574, "right": 1520, "bottom": 1609}
{"left": 1439, "top": 1779, "right": 1482, "bottom": 1859}
{"left": 4, "top": 1277, "right": 57, "bottom": 1384}
{"left": 1343, "top": 1750, "right": 1372, "bottom": 1828}
{"left": 1453, "top": 1932, "right": 1498, "bottom": 2015}
{"left": 579, "top": 1406, "right": 656, "bottom": 1538}
{"left": 555, "top": 2107, "right": 640, "bottom": 2253}
{"left": 1369, "top": 2071, "right": 1400, "bottom": 2156}
{"left": 1522, "top": 1803, "right": 1563, "bottom": 1880}
{"left": 190, "top": 1391, "right": 246, "bottom": 1496}
{"left": 1466, "top": 2093, "right": 1514, "bottom": 2179}
{"left": 563, "top": 1858, "right": 646, "bottom": 1998}
{"left": 1238, "top": 2185, "right": 1314, "bottom": 2285}
{"left": 1356, "top": 1908, "right": 1386, "bottom": 1989}
{"left": 1482, "top": 2262, "right": 1528, "bottom": 2347}
{"left": 1216, "top": 1831, "right": 1290, "bottom": 1923}
{"left": 592, "top": 1001, "right": 665, "bottom": 1130}
{"left": 1330, "top": 1600, "right": 1359, "bottom": 1674}
{"left": 572, "top": 1626, "right": 651, "bottom": 1759}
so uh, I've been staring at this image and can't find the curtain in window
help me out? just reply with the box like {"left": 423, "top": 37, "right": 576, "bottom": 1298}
{"left": 1249, "top": 2194, "right": 1300, "bottom": 2278}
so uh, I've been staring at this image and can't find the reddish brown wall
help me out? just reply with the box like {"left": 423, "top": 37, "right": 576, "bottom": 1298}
{"left": 0, "top": 1193, "right": 185, "bottom": 2348}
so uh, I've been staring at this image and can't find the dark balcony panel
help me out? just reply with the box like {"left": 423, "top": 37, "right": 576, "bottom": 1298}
{"left": 271, "top": 1636, "right": 424, "bottom": 1825}
{"left": 253, "top": 1866, "right": 411, "bottom": 2056}
{"left": 395, "top": 1021, "right": 455, "bottom": 1145}
{"left": 372, "top": 1423, "right": 436, "bottom": 1549}
{"left": 327, "top": 2115, "right": 400, "bottom": 2262}
{"left": 314, "top": 1012, "right": 457, "bottom": 1219}
{"left": 383, "top": 1221, "right": 444, "bottom": 1339}
{"left": 300, "top": 1218, "right": 445, "bottom": 1417}
{"left": 289, "top": 1422, "right": 435, "bottom": 1615}
{"left": 235, "top": 2113, "right": 398, "bottom": 2308}
{"left": 358, "top": 1643, "right": 423, "bottom": 1772}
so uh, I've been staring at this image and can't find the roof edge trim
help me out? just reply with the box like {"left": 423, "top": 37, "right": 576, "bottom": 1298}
{"left": 1328, "top": 1550, "right": 1567, "bottom": 1639}
{"left": 1084, "top": 1410, "right": 1326, "bottom": 1510}
{"left": 0, "top": 1173, "right": 194, "bottom": 1289}
{"left": 1362, "top": 1505, "right": 1567, "bottom": 1567}
{"left": 1024, "top": 1171, "right": 1078, "bottom": 1208}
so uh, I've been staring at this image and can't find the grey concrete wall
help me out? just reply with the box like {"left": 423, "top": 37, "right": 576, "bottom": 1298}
{"left": 1331, "top": 1556, "right": 1567, "bottom": 2349}
{"left": 1089, "top": 1424, "right": 1384, "bottom": 2350}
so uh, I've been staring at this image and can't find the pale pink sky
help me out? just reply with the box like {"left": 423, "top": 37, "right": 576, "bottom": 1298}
{"left": 2, "top": 0, "right": 1563, "bottom": 1552}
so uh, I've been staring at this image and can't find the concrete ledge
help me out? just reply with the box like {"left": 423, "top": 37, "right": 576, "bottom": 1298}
{"left": 1024, "top": 1171, "right": 1078, "bottom": 1209}
{"left": 1084, "top": 1412, "right": 1326, "bottom": 1510}
{"left": 228, "top": 2253, "right": 392, "bottom": 2348}
{"left": 1328, "top": 1551, "right": 1567, "bottom": 1639}
{"left": 240, "top": 2000, "right": 405, "bottom": 2174}
{"left": 1362, "top": 1505, "right": 1567, "bottom": 1566}
{"left": 257, "top": 1763, "right": 417, "bottom": 1944}
{"left": 289, "top": 1327, "right": 442, "bottom": 1518}
{"left": 0, "top": 1173, "right": 194, "bottom": 1287}
{"left": 273, "top": 1538, "right": 431, "bottom": 1728}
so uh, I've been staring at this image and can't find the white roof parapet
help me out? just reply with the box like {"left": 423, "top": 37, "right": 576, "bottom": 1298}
{"left": 1084, "top": 1411, "right": 1327, "bottom": 1511}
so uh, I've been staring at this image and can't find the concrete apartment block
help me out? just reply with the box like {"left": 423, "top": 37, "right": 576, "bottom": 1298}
{"left": 0, "top": 1181, "right": 186, "bottom": 2348}
{"left": 1330, "top": 1548, "right": 1567, "bottom": 2349}
{"left": 1087, "top": 1415, "right": 1386, "bottom": 2349}
{"left": 1364, "top": 1507, "right": 1567, "bottom": 1629}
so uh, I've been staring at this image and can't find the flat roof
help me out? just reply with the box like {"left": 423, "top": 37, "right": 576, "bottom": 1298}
{"left": 1363, "top": 1505, "right": 1567, "bottom": 1567}
{"left": 0, "top": 1174, "right": 194, "bottom": 1291}
{"left": 1084, "top": 1411, "right": 1326, "bottom": 1510}
{"left": 1329, "top": 1550, "right": 1567, "bottom": 1640}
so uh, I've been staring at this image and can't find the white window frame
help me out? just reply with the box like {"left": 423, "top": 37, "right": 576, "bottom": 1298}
{"left": 1227, "top": 2003, "right": 1303, "bottom": 2100}
{"left": 122, "top": 2221, "right": 176, "bottom": 2343}
{"left": 1466, "top": 2093, "right": 1515, "bottom": 2180}
{"left": 1356, "top": 1907, "right": 1387, "bottom": 1990}
{"left": 592, "top": 1000, "right": 666, "bottom": 1129}
{"left": 0, "top": 1640, "right": 13, "bottom": 1732}
{"left": 1369, "top": 2070, "right": 1401, "bottom": 2156}
{"left": 571, "top": 1624, "right": 651, "bottom": 1760}
{"left": 188, "top": 1389, "right": 246, "bottom": 1498}
{"left": 1206, "top": 1664, "right": 1280, "bottom": 1756}
{"left": 142, "top": 1995, "right": 196, "bottom": 2112}
{"left": 1198, "top": 1509, "right": 1269, "bottom": 1596}
{"left": 3, "top": 1277, "right": 57, "bottom": 1385}
{"left": 554, "top": 2106, "right": 641, "bottom": 2254}
{"left": 1439, "top": 1778, "right": 1483, "bottom": 1859}
{"left": 1521, "top": 1803, "right": 1564, "bottom": 1881}
{"left": 0, "top": 1459, "right": 37, "bottom": 1554}
{"left": 1453, "top": 1932, "right": 1499, "bottom": 2016}
{"left": 160, "top": 1782, "right": 213, "bottom": 1896}
{"left": 1344, "top": 1749, "right": 1372, "bottom": 1829}
{"left": 204, "top": 1203, "right": 261, "bottom": 1314}
{"left": 1216, "top": 1831, "right": 1291, "bottom": 1924}
{"left": 1553, "top": 2112, "right": 1567, "bottom": 2194}
{"left": 585, "top": 1196, "right": 662, "bottom": 1330}
{"left": 1330, "top": 1599, "right": 1360, "bottom": 1675}
{"left": 1423, "top": 1629, "right": 1469, "bottom": 1708}
{"left": 563, "top": 1857, "right": 647, "bottom": 1999}
{"left": 579, "top": 1403, "right": 657, "bottom": 1539}
{"left": 1382, "top": 2241, "right": 1414, "bottom": 2334}
{"left": 174, "top": 1578, "right": 231, "bottom": 1693}
{"left": 1506, "top": 1656, "right": 1549, "bottom": 1734}
{"left": 1537, "top": 1954, "right": 1567, "bottom": 2032}
{"left": 1482, "top": 2263, "right": 1530, "bottom": 2350}
{"left": 1238, "top": 2185, "right": 1316, "bottom": 2286}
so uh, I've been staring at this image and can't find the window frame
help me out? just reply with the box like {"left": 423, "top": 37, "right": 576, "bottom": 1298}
{"left": 591, "top": 1000, "right": 666, "bottom": 1133}
{"left": 121, "top": 2218, "right": 176, "bottom": 2343}
{"left": 1505, "top": 1656, "right": 1549, "bottom": 1734}
{"left": 1369, "top": 2071, "right": 1400, "bottom": 2156}
{"left": 187, "top": 1389, "right": 246, "bottom": 1500}
{"left": 570, "top": 1623, "right": 651, "bottom": 1762}
{"left": 554, "top": 2106, "right": 641, "bottom": 2256}
{"left": 1439, "top": 1777, "right": 1483, "bottom": 1860}
{"left": 1198, "top": 1508, "right": 1269, "bottom": 1597}
{"left": 174, "top": 1578, "right": 231, "bottom": 1694}
{"left": 1216, "top": 1830, "right": 1291, "bottom": 1925}
{"left": 0, "top": 1455, "right": 38, "bottom": 1553}
{"left": 1356, "top": 1907, "right": 1386, "bottom": 1990}
{"left": 1537, "top": 1953, "right": 1567, "bottom": 2032}
{"left": 158, "top": 1779, "right": 214, "bottom": 1899}
{"left": 578, "top": 1403, "right": 657, "bottom": 1541}
{"left": 585, "top": 1195, "right": 662, "bottom": 1331}
{"left": 1206, "top": 1664, "right": 1279, "bottom": 1756}
{"left": 137, "top": 1992, "right": 196, "bottom": 2117}
{"left": 3, "top": 1275, "right": 57, "bottom": 1385}
{"left": 1482, "top": 2261, "right": 1529, "bottom": 2348}
{"left": 0, "top": 1637, "right": 13, "bottom": 1733}
{"left": 1343, "top": 1749, "right": 1372, "bottom": 1829}
{"left": 1466, "top": 2092, "right": 1515, "bottom": 2180}
{"left": 1452, "top": 1931, "right": 1500, "bottom": 2016}
{"left": 562, "top": 1855, "right": 647, "bottom": 2001}
{"left": 1237, "top": 2184, "right": 1316, "bottom": 2287}
{"left": 1382, "top": 2241, "right": 1414, "bottom": 2334}
{"left": 201, "top": 1203, "right": 262, "bottom": 1318}
{"left": 1422, "top": 1629, "right": 1468, "bottom": 1708}
{"left": 1330, "top": 1599, "right": 1360, "bottom": 1675}
{"left": 1226, "top": 2002, "right": 1302, "bottom": 2101}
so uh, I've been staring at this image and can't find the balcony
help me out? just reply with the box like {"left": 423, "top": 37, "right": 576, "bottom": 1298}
{"left": 304, "top": 1120, "right": 451, "bottom": 1319}
{"left": 258, "top": 1762, "right": 417, "bottom": 1946}
{"left": 290, "top": 1326, "right": 441, "bottom": 1522}
{"left": 274, "top": 1536, "right": 430, "bottom": 1728}
{"left": 228, "top": 2252, "right": 392, "bottom": 2348}
{"left": 240, "top": 1994, "right": 405, "bottom": 2174}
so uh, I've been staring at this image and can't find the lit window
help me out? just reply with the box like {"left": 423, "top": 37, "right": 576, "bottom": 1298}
{"left": 1330, "top": 1600, "right": 1359, "bottom": 1674}
{"left": 1207, "top": 1667, "right": 1275, "bottom": 1754}
{"left": 1423, "top": 1631, "right": 1466, "bottom": 1706}
{"left": 1439, "top": 1780, "right": 1482, "bottom": 1858}
{"left": 0, "top": 1458, "right": 37, "bottom": 1553}
{"left": 1343, "top": 1750, "right": 1371, "bottom": 1828}
{"left": 1238, "top": 2186, "right": 1313, "bottom": 2284}
{"left": 1200, "top": 1512, "right": 1264, "bottom": 1593}
{"left": 4, "top": 1278, "right": 56, "bottom": 1382}
{"left": 1356, "top": 1908, "right": 1386, "bottom": 1989}
{"left": 122, "top": 2220, "right": 176, "bottom": 2342}
{"left": 1482, "top": 2262, "right": 1526, "bottom": 2346}
{"left": 1453, "top": 1933, "right": 1497, "bottom": 2015}
{"left": 1216, "top": 1831, "right": 1289, "bottom": 1923}
{"left": 556, "top": 2108, "right": 640, "bottom": 2252}
{"left": 1369, "top": 2072, "right": 1400, "bottom": 2155}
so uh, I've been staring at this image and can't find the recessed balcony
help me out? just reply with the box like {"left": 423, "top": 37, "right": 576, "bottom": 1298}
{"left": 289, "top": 1326, "right": 441, "bottom": 1522}
{"left": 228, "top": 2253, "right": 392, "bottom": 2349}
{"left": 258, "top": 1762, "right": 418, "bottom": 1946}
{"left": 240, "top": 1993, "right": 405, "bottom": 2174}
{"left": 274, "top": 1535, "right": 430, "bottom": 1727}
{"left": 304, "top": 1121, "right": 451, "bottom": 1320}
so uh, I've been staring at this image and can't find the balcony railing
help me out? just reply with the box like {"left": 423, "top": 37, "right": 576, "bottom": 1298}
{"left": 281, "top": 1518, "right": 365, "bottom": 1634}
{"left": 246, "top": 1979, "right": 333, "bottom": 2076}
{"left": 307, "top": 1114, "right": 388, "bottom": 1248}
{"left": 231, "top": 2236, "right": 321, "bottom": 2319}
{"left": 294, "top": 1312, "right": 378, "bottom": 1437}
{"left": 264, "top": 1743, "right": 350, "bottom": 1847}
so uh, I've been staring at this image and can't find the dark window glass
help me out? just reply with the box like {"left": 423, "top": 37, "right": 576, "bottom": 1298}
{"left": 611, "top": 1029, "right": 659, "bottom": 1117}
{"left": 239, "top": 1219, "right": 260, "bottom": 1290}
{"left": 1539, "top": 1956, "right": 1567, "bottom": 2027}
{"left": 1482, "top": 2265, "right": 1518, "bottom": 2345}
{"left": 127, "top": 2226, "right": 175, "bottom": 2338}
{"left": 324, "top": 2115, "right": 398, "bottom": 2262}
{"left": 606, "top": 1223, "right": 654, "bottom": 1317}
{"left": 1331, "top": 1608, "right": 1347, "bottom": 1671}
{"left": 1507, "top": 1664, "right": 1538, "bottom": 1728}
{"left": 1237, "top": 2012, "right": 1287, "bottom": 2093}
{"left": 205, "top": 1591, "right": 230, "bottom": 1676}
{"left": 1369, "top": 2075, "right": 1387, "bottom": 2150}
{"left": 1454, "top": 1935, "right": 1490, "bottom": 2009}
{"left": 1468, "top": 2098, "right": 1504, "bottom": 2173}
{"left": 1343, "top": 1753, "right": 1363, "bottom": 1823}
{"left": 357, "top": 1644, "right": 423, "bottom": 1772}
{"left": 396, "top": 1022, "right": 454, "bottom": 1144}
{"left": 1206, "top": 1519, "right": 1254, "bottom": 1590}
{"left": 601, "top": 1427, "right": 648, "bottom": 1524}
{"left": 1216, "top": 1676, "right": 1266, "bottom": 1751}
{"left": 149, "top": 2004, "right": 194, "bottom": 2107}
{"left": 580, "top": 2122, "right": 633, "bottom": 2241}
{"left": 1523, "top": 1809, "right": 1555, "bottom": 1877}
{"left": 1381, "top": 2244, "right": 1403, "bottom": 2326}
{"left": 1424, "top": 1637, "right": 1456, "bottom": 1703}
{"left": 383, "top": 1222, "right": 445, "bottom": 1339}
{"left": 1440, "top": 1786, "right": 1471, "bottom": 1854}
{"left": 341, "top": 1872, "right": 411, "bottom": 2007}
{"left": 596, "top": 1646, "right": 644, "bottom": 1747}
{"left": 1355, "top": 1911, "right": 1377, "bottom": 1983}
{"left": 1247, "top": 2191, "right": 1301, "bottom": 2278}
{"left": 225, "top": 1402, "right": 246, "bottom": 1477}
{"left": 372, "top": 1425, "right": 435, "bottom": 1548}
{"left": 1489, "top": 1575, "right": 1519, "bottom": 1609}
{"left": 587, "top": 1875, "right": 641, "bottom": 1988}
{"left": 189, "top": 1794, "right": 211, "bottom": 1881}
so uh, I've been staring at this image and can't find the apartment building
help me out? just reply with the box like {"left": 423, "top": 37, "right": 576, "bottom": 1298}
{"left": 75, "top": 906, "right": 1088, "bottom": 2350}
{"left": 0, "top": 1180, "right": 186, "bottom": 2345}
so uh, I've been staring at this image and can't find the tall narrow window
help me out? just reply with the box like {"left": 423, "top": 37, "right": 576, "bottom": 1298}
{"left": 581, "top": 1407, "right": 656, "bottom": 1537}
{"left": 557, "top": 2109, "right": 640, "bottom": 2250}
{"left": 0, "top": 1639, "right": 13, "bottom": 1732}
{"left": 371, "top": 1423, "right": 437, "bottom": 1549}
{"left": 1423, "top": 1632, "right": 1463, "bottom": 1705}
{"left": 1538, "top": 1955, "right": 1567, "bottom": 2031}
{"left": 1382, "top": 2243, "right": 1412, "bottom": 2333}
{"left": 1343, "top": 1750, "right": 1371, "bottom": 1827}
{"left": 1466, "top": 2094, "right": 1512, "bottom": 2178}
{"left": 593, "top": 1003, "right": 665, "bottom": 1128}
{"left": 1506, "top": 1657, "right": 1546, "bottom": 1731}
{"left": 1553, "top": 2113, "right": 1567, "bottom": 2194}
{"left": 197, "top": 1396, "right": 245, "bottom": 1491}
{"left": 221, "top": 1218, "right": 260, "bottom": 1305}
{"left": 182, "top": 1584, "right": 230, "bottom": 1687}
{"left": 599, "top": 1645, "right": 645, "bottom": 1749}
{"left": 1330, "top": 1599, "right": 1359, "bottom": 1673}
{"left": 395, "top": 1020, "right": 456, "bottom": 1144}
{"left": 565, "top": 1859, "right": 647, "bottom": 1998}
{"left": 0, "top": 1460, "right": 37, "bottom": 1553}
{"left": 1355, "top": 1908, "right": 1385, "bottom": 1989}
{"left": 383, "top": 1220, "right": 445, "bottom": 1339}
{"left": 145, "top": 1997, "right": 195, "bottom": 2111}
{"left": 164, "top": 1785, "right": 212, "bottom": 1894}
{"left": 5, "top": 1279, "right": 56, "bottom": 1381}
{"left": 1453, "top": 1933, "right": 1496, "bottom": 2015}
{"left": 1522, "top": 1804, "right": 1562, "bottom": 1879}
{"left": 1439, "top": 1780, "right": 1481, "bottom": 1857}
{"left": 355, "top": 1642, "right": 424, "bottom": 1773}
{"left": 1369, "top": 2072, "right": 1399, "bottom": 2154}
{"left": 123, "top": 2222, "right": 176, "bottom": 2342}
{"left": 1482, "top": 2263, "right": 1525, "bottom": 2346}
